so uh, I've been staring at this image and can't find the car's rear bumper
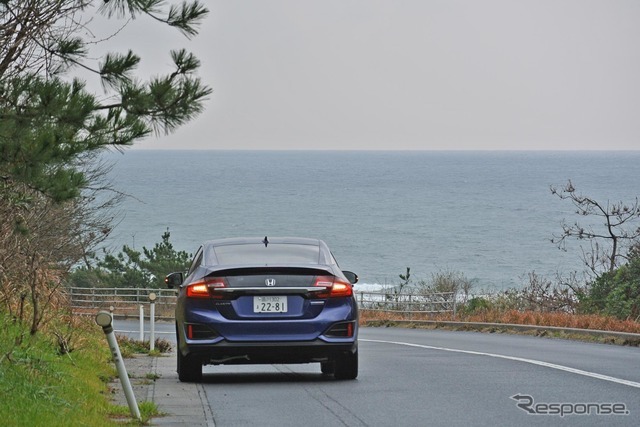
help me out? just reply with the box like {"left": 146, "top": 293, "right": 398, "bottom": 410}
{"left": 179, "top": 298, "right": 358, "bottom": 341}
{"left": 182, "top": 339, "right": 358, "bottom": 365}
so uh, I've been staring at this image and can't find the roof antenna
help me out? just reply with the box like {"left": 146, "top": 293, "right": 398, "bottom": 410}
{"left": 262, "top": 236, "right": 269, "bottom": 247}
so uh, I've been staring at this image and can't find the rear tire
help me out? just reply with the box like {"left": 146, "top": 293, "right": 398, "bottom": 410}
{"left": 321, "top": 361, "right": 335, "bottom": 375}
{"left": 177, "top": 348, "right": 202, "bottom": 382}
{"left": 333, "top": 349, "right": 358, "bottom": 380}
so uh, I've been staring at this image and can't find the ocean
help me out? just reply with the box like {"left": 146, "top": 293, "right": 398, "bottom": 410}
{"left": 99, "top": 150, "right": 640, "bottom": 291}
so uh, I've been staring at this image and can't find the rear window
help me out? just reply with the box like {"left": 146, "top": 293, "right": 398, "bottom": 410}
{"left": 205, "top": 243, "right": 321, "bottom": 266}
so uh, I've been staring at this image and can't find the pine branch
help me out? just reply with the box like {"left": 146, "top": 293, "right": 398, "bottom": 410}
{"left": 99, "top": 50, "right": 140, "bottom": 89}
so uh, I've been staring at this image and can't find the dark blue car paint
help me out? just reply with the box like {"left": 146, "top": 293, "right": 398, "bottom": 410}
{"left": 171, "top": 237, "right": 359, "bottom": 377}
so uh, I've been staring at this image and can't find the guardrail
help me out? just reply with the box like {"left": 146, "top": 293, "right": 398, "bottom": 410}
{"left": 69, "top": 287, "right": 177, "bottom": 318}
{"left": 364, "top": 319, "right": 640, "bottom": 343}
{"left": 69, "top": 287, "right": 456, "bottom": 317}
{"left": 356, "top": 290, "right": 456, "bottom": 315}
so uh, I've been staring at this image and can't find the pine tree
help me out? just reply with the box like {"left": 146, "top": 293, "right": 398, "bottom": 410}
{"left": 0, "top": 0, "right": 210, "bottom": 333}
{"left": 0, "top": 0, "right": 211, "bottom": 201}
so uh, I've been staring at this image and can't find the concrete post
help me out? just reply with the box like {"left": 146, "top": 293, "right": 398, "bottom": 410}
{"left": 149, "top": 293, "right": 157, "bottom": 351}
{"left": 95, "top": 311, "right": 141, "bottom": 421}
{"left": 139, "top": 304, "right": 144, "bottom": 341}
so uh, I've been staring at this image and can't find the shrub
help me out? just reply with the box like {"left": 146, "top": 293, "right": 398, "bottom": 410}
{"left": 463, "top": 297, "right": 492, "bottom": 315}
{"left": 581, "top": 255, "right": 640, "bottom": 320}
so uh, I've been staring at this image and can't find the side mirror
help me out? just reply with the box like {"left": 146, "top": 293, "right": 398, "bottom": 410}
{"left": 342, "top": 270, "right": 358, "bottom": 285}
{"left": 165, "top": 272, "right": 184, "bottom": 289}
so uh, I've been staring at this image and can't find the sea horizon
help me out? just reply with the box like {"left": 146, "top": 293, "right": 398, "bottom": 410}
{"left": 100, "top": 150, "right": 640, "bottom": 290}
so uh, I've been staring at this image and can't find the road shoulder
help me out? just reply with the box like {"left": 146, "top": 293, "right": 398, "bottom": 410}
{"left": 110, "top": 352, "right": 215, "bottom": 426}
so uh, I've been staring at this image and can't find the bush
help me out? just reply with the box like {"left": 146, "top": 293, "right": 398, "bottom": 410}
{"left": 463, "top": 297, "right": 492, "bottom": 315}
{"left": 581, "top": 255, "right": 640, "bottom": 321}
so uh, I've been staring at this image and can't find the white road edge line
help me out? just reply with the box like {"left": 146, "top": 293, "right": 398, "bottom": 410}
{"left": 361, "top": 339, "right": 640, "bottom": 389}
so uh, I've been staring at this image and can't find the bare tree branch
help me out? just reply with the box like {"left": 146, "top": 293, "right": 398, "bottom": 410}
{"left": 551, "top": 180, "right": 640, "bottom": 276}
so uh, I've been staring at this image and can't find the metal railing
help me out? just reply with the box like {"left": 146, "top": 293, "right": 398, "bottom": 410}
{"left": 69, "top": 287, "right": 177, "bottom": 318}
{"left": 69, "top": 287, "right": 456, "bottom": 317}
{"left": 356, "top": 290, "right": 457, "bottom": 316}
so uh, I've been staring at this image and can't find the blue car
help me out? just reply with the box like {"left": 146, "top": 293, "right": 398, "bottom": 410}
{"left": 165, "top": 237, "right": 359, "bottom": 382}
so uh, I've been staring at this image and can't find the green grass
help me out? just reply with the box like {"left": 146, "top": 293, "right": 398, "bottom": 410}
{"left": 108, "top": 401, "right": 161, "bottom": 425}
{"left": 116, "top": 335, "right": 173, "bottom": 358}
{"left": 0, "top": 312, "right": 119, "bottom": 426}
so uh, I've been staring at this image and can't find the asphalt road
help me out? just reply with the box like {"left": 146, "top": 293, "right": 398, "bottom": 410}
{"left": 113, "top": 320, "right": 639, "bottom": 426}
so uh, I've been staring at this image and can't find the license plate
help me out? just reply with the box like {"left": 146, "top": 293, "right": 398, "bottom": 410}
{"left": 253, "top": 296, "right": 287, "bottom": 313}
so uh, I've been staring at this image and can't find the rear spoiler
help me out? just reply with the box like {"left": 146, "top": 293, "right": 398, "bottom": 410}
{"left": 202, "top": 264, "right": 336, "bottom": 278}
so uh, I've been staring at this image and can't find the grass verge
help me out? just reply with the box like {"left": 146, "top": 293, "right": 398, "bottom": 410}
{"left": 360, "top": 309, "right": 640, "bottom": 346}
{"left": 360, "top": 309, "right": 640, "bottom": 333}
{"left": 0, "top": 311, "right": 168, "bottom": 426}
{"left": 0, "top": 313, "right": 117, "bottom": 426}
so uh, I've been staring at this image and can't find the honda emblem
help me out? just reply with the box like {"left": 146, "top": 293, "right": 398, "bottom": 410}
{"left": 265, "top": 278, "right": 276, "bottom": 287}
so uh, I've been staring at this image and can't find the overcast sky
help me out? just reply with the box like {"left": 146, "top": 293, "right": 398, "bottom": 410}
{"left": 98, "top": 1, "right": 640, "bottom": 150}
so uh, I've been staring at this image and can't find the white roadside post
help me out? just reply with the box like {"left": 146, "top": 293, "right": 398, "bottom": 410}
{"left": 149, "top": 293, "right": 157, "bottom": 351}
{"left": 139, "top": 304, "right": 144, "bottom": 341}
{"left": 95, "top": 311, "right": 141, "bottom": 421}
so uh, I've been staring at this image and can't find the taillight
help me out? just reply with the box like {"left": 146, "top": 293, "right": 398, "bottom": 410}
{"left": 314, "top": 276, "right": 353, "bottom": 298}
{"left": 186, "top": 277, "right": 227, "bottom": 298}
{"left": 186, "top": 283, "right": 209, "bottom": 298}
